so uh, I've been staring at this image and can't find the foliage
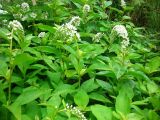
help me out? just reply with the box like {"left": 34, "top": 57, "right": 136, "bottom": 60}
{"left": 0, "top": 0, "right": 160, "bottom": 120}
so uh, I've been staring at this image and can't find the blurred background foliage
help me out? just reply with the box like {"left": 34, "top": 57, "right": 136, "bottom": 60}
{"left": 0, "top": 0, "right": 160, "bottom": 31}
{"left": 130, "top": 0, "right": 160, "bottom": 32}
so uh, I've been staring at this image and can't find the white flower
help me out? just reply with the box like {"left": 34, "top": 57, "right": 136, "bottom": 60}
{"left": 30, "top": 12, "right": 37, "bottom": 18}
{"left": 0, "top": 9, "right": 8, "bottom": 14}
{"left": 121, "top": 0, "right": 126, "bottom": 7}
{"left": 112, "top": 25, "right": 128, "bottom": 39}
{"left": 8, "top": 20, "right": 23, "bottom": 31}
{"left": 38, "top": 32, "right": 45, "bottom": 38}
{"left": 58, "top": 23, "right": 80, "bottom": 40}
{"left": 21, "top": 15, "right": 28, "bottom": 21}
{"left": 83, "top": 4, "right": 90, "bottom": 13}
{"left": 2, "top": 19, "right": 7, "bottom": 23}
{"left": 112, "top": 25, "right": 129, "bottom": 50}
{"left": 69, "top": 16, "right": 81, "bottom": 26}
{"left": 57, "top": 17, "right": 81, "bottom": 41}
{"left": 42, "top": 12, "right": 48, "bottom": 19}
{"left": 121, "top": 38, "right": 129, "bottom": 50}
{"left": 92, "top": 32, "right": 103, "bottom": 42}
{"left": 65, "top": 103, "right": 87, "bottom": 120}
{"left": 75, "top": 32, "right": 80, "bottom": 40}
{"left": 21, "top": 2, "right": 30, "bottom": 11}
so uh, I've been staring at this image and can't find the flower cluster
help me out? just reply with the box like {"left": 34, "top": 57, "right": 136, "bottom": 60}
{"left": 8, "top": 20, "right": 23, "bottom": 31}
{"left": 92, "top": 32, "right": 104, "bottom": 43}
{"left": 112, "top": 25, "right": 128, "bottom": 39}
{"left": 57, "top": 16, "right": 81, "bottom": 41}
{"left": 0, "top": 9, "right": 8, "bottom": 14}
{"left": 38, "top": 32, "right": 45, "bottom": 38}
{"left": 83, "top": 4, "right": 90, "bottom": 13}
{"left": 121, "top": 37, "right": 129, "bottom": 50}
{"left": 30, "top": 12, "right": 37, "bottom": 18}
{"left": 21, "top": 2, "right": 30, "bottom": 12}
{"left": 65, "top": 103, "right": 87, "bottom": 120}
{"left": 112, "top": 25, "right": 129, "bottom": 50}
{"left": 69, "top": 16, "right": 81, "bottom": 27}
{"left": 121, "top": 0, "right": 126, "bottom": 7}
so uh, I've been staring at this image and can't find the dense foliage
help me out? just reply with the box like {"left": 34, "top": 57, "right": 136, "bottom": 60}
{"left": 0, "top": 0, "right": 160, "bottom": 120}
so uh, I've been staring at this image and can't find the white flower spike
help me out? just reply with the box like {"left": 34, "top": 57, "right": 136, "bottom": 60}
{"left": 83, "top": 4, "right": 90, "bottom": 13}
{"left": 65, "top": 103, "right": 87, "bottom": 120}
{"left": 8, "top": 20, "right": 23, "bottom": 31}
{"left": 21, "top": 2, "right": 30, "bottom": 11}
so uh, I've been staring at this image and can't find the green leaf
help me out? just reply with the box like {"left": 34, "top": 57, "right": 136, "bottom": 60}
{"left": 115, "top": 88, "right": 130, "bottom": 115}
{"left": 46, "top": 71, "right": 61, "bottom": 85}
{"left": 22, "top": 115, "right": 32, "bottom": 120}
{"left": 132, "top": 98, "right": 149, "bottom": 106}
{"left": 7, "top": 104, "right": 21, "bottom": 120}
{"left": 148, "top": 110, "right": 160, "bottom": 120}
{"left": 96, "top": 79, "right": 113, "bottom": 93}
{"left": 47, "top": 95, "right": 61, "bottom": 117}
{"left": 13, "top": 86, "right": 49, "bottom": 106}
{"left": 24, "top": 101, "right": 41, "bottom": 119}
{"left": 74, "top": 89, "right": 89, "bottom": 108}
{"left": 20, "top": 34, "right": 33, "bottom": 50}
{"left": 35, "top": 46, "right": 59, "bottom": 55}
{"left": 14, "top": 53, "right": 36, "bottom": 76}
{"left": 91, "top": 105, "right": 112, "bottom": 120}
{"left": 63, "top": 45, "right": 76, "bottom": 57}
{"left": 147, "top": 81, "right": 159, "bottom": 94}
{"left": 149, "top": 95, "right": 160, "bottom": 110}
{"left": 88, "top": 60, "right": 109, "bottom": 71}
{"left": 145, "top": 56, "right": 160, "bottom": 74}
{"left": 89, "top": 92, "right": 111, "bottom": 103}
{"left": 43, "top": 55, "right": 58, "bottom": 71}
{"left": 81, "top": 78, "right": 99, "bottom": 93}
{"left": 127, "top": 113, "right": 144, "bottom": 120}
{"left": 104, "top": 1, "right": 112, "bottom": 8}
{"left": 54, "top": 84, "right": 75, "bottom": 96}
{"left": 69, "top": 54, "right": 79, "bottom": 73}
{"left": 0, "top": 83, "right": 6, "bottom": 104}
{"left": 47, "top": 95, "right": 61, "bottom": 108}
{"left": 0, "top": 60, "right": 8, "bottom": 78}
{"left": 109, "top": 61, "right": 126, "bottom": 79}
{"left": 35, "top": 24, "right": 56, "bottom": 33}
{"left": 0, "top": 28, "right": 10, "bottom": 40}
{"left": 128, "top": 70, "right": 150, "bottom": 81}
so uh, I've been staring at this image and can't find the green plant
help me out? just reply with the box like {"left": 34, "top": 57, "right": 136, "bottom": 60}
{"left": 0, "top": 0, "right": 160, "bottom": 120}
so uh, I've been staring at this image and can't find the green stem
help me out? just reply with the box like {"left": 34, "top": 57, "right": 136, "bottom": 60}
{"left": 8, "top": 30, "right": 14, "bottom": 105}
{"left": 75, "top": 39, "right": 81, "bottom": 87}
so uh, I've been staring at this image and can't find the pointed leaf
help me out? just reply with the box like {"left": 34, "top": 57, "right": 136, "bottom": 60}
{"left": 91, "top": 105, "right": 112, "bottom": 120}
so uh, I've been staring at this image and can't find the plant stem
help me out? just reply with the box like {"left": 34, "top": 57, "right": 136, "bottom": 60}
{"left": 75, "top": 39, "right": 81, "bottom": 87}
{"left": 8, "top": 30, "right": 14, "bottom": 105}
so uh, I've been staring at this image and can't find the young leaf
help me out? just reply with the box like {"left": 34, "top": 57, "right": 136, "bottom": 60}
{"left": 0, "top": 83, "right": 6, "bottom": 103}
{"left": 7, "top": 104, "right": 21, "bottom": 120}
{"left": 0, "top": 60, "right": 8, "bottom": 78}
{"left": 115, "top": 88, "right": 130, "bottom": 116}
{"left": 89, "top": 92, "right": 111, "bottom": 103}
{"left": 145, "top": 56, "right": 160, "bottom": 74}
{"left": 74, "top": 89, "right": 89, "bottom": 108}
{"left": 35, "top": 24, "right": 56, "bottom": 33}
{"left": 91, "top": 104, "right": 112, "bottom": 120}
{"left": 147, "top": 81, "right": 159, "bottom": 94}
{"left": 13, "top": 86, "right": 49, "bottom": 106}
{"left": 14, "top": 53, "right": 36, "bottom": 76}
{"left": 81, "top": 78, "right": 99, "bottom": 93}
